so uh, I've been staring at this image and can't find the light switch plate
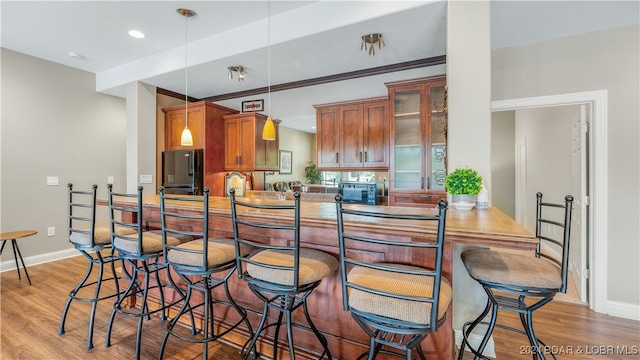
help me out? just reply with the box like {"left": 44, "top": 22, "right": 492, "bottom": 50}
{"left": 140, "top": 175, "right": 152, "bottom": 184}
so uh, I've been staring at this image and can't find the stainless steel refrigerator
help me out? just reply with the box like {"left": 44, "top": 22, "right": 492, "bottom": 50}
{"left": 162, "top": 149, "right": 203, "bottom": 195}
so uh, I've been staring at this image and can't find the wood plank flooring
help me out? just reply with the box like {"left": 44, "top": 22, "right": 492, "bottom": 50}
{"left": 1, "top": 255, "right": 638, "bottom": 360}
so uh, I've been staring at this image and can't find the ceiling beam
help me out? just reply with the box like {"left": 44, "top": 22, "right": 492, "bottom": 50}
{"left": 158, "top": 55, "right": 446, "bottom": 102}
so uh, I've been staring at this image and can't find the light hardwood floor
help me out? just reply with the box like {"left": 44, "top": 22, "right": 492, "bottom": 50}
{"left": 1, "top": 255, "right": 638, "bottom": 359}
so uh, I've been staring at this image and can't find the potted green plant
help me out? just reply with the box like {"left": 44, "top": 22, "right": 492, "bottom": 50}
{"left": 445, "top": 167, "right": 483, "bottom": 210}
{"left": 304, "top": 161, "right": 322, "bottom": 184}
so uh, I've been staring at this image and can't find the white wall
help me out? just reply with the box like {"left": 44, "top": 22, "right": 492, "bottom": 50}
{"left": 263, "top": 126, "right": 315, "bottom": 185}
{"left": 0, "top": 48, "right": 127, "bottom": 262}
{"left": 447, "top": 0, "right": 492, "bottom": 186}
{"left": 491, "top": 111, "right": 515, "bottom": 218}
{"left": 492, "top": 25, "right": 640, "bottom": 306}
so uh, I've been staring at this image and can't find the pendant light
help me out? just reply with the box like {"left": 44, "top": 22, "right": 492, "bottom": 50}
{"left": 178, "top": 8, "right": 196, "bottom": 146}
{"left": 261, "top": 0, "right": 276, "bottom": 141}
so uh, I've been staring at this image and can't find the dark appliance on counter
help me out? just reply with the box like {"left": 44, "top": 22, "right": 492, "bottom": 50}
{"left": 338, "top": 182, "right": 378, "bottom": 205}
{"left": 162, "top": 149, "right": 203, "bottom": 195}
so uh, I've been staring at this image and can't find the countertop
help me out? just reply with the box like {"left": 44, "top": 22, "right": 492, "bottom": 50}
{"left": 105, "top": 194, "right": 536, "bottom": 250}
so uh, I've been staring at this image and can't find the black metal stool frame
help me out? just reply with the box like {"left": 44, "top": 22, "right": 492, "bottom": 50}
{"left": 457, "top": 193, "right": 573, "bottom": 360}
{"left": 104, "top": 184, "right": 187, "bottom": 360}
{"left": 59, "top": 184, "right": 125, "bottom": 350}
{"left": 157, "top": 187, "right": 253, "bottom": 360}
{"left": 229, "top": 189, "right": 332, "bottom": 360}
{"left": 336, "top": 196, "right": 449, "bottom": 360}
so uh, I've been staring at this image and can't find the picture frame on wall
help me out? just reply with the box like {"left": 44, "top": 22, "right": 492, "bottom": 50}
{"left": 241, "top": 99, "right": 264, "bottom": 112}
{"left": 279, "top": 150, "right": 292, "bottom": 174}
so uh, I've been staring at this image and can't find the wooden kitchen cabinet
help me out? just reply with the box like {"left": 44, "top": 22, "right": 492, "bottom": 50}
{"left": 163, "top": 101, "right": 238, "bottom": 195}
{"left": 386, "top": 75, "right": 447, "bottom": 207}
{"left": 314, "top": 97, "right": 389, "bottom": 170}
{"left": 223, "top": 112, "right": 280, "bottom": 171}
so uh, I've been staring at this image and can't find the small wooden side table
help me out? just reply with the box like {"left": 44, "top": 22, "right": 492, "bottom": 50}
{"left": 0, "top": 230, "right": 37, "bottom": 285}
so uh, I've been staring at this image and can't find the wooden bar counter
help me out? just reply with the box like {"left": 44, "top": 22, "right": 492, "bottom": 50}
{"left": 105, "top": 195, "right": 536, "bottom": 360}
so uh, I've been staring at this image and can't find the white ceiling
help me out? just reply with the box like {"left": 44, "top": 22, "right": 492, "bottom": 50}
{"left": 1, "top": 1, "right": 638, "bottom": 133}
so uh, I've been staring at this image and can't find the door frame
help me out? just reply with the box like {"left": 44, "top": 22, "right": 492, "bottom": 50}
{"left": 491, "top": 90, "right": 608, "bottom": 313}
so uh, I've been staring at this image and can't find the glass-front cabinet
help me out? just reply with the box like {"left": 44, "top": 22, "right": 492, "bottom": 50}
{"left": 386, "top": 75, "right": 447, "bottom": 207}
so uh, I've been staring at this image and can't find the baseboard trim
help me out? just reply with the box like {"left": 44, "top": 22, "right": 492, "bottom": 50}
{"left": 0, "top": 248, "right": 78, "bottom": 272}
{"left": 607, "top": 300, "right": 640, "bottom": 321}
{"left": 454, "top": 329, "right": 496, "bottom": 358}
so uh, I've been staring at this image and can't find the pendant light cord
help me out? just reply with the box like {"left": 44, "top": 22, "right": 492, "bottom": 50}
{"left": 267, "top": 0, "right": 271, "bottom": 118}
{"left": 184, "top": 12, "right": 189, "bottom": 127}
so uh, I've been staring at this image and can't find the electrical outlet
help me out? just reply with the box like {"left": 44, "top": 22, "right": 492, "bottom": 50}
{"left": 107, "top": 176, "right": 114, "bottom": 184}
{"left": 47, "top": 227, "right": 55, "bottom": 236}
{"left": 46, "top": 176, "right": 59, "bottom": 186}
{"left": 140, "top": 175, "right": 152, "bottom": 184}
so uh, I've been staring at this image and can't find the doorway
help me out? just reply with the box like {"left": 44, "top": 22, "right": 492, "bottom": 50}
{"left": 491, "top": 90, "right": 608, "bottom": 313}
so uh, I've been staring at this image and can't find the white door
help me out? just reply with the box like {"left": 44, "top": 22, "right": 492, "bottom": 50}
{"left": 571, "top": 105, "right": 589, "bottom": 302}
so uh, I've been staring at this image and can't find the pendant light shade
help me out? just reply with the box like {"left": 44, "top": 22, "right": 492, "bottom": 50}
{"left": 262, "top": 116, "right": 276, "bottom": 141}
{"left": 178, "top": 8, "right": 196, "bottom": 146}
{"left": 181, "top": 124, "right": 193, "bottom": 146}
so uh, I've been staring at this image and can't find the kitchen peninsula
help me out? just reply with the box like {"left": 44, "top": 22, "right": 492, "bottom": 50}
{"left": 105, "top": 194, "right": 536, "bottom": 359}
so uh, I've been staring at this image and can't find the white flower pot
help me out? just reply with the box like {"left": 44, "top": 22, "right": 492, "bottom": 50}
{"left": 452, "top": 194, "right": 476, "bottom": 210}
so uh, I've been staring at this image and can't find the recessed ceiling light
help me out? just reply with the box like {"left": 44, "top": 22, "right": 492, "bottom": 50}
{"left": 128, "top": 30, "right": 145, "bottom": 39}
{"left": 68, "top": 52, "right": 84, "bottom": 59}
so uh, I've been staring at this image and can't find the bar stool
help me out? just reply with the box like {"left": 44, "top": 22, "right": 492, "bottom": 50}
{"left": 335, "top": 196, "right": 450, "bottom": 360}
{"left": 457, "top": 193, "right": 573, "bottom": 360}
{"left": 229, "top": 189, "right": 338, "bottom": 360}
{"left": 59, "top": 183, "right": 136, "bottom": 349}
{"left": 104, "top": 184, "right": 192, "bottom": 360}
{"left": 157, "top": 187, "right": 254, "bottom": 360}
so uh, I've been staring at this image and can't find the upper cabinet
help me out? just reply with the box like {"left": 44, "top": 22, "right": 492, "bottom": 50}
{"left": 223, "top": 112, "right": 280, "bottom": 171}
{"left": 314, "top": 97, "right": 389, "bottom": 170}
{"left": 163, "top": 100, "right": 238, "bottom": 173}
{"left": 386, "top": 75, "right": 447, "bottom": 207}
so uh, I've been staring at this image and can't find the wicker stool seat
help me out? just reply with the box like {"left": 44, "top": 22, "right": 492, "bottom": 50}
{"left": 347, "top": 264, "right": 452, "bottom": 326}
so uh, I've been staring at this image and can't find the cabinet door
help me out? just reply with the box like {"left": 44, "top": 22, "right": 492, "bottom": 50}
{"left": 224, "top": 119, "right": 240, "bottom": 169}
{"left": 316, "top": 107, "right": 340, "bottom": 168}
{"left": 237, "top": 117, "right": 255, "bottom": 170}
{"left": 165, "top": 107, "right": 205, "bottom": 150}
{"left": 391, "top": 86, "right": 424, "bottom": 190}
{"left": 225, "top": 117, "right": 254, "bottom": 170}
{"left": 428, "top": 84, "right": 448, "bottom": 191}
{"left": 363, "top": 101, "right": 389, "bottom": 168}
{"left": 340, "top": 104, "right": 364, "bottom": 167}
{"left": 254, "top": 117, "right": 279, "bottom": 170}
